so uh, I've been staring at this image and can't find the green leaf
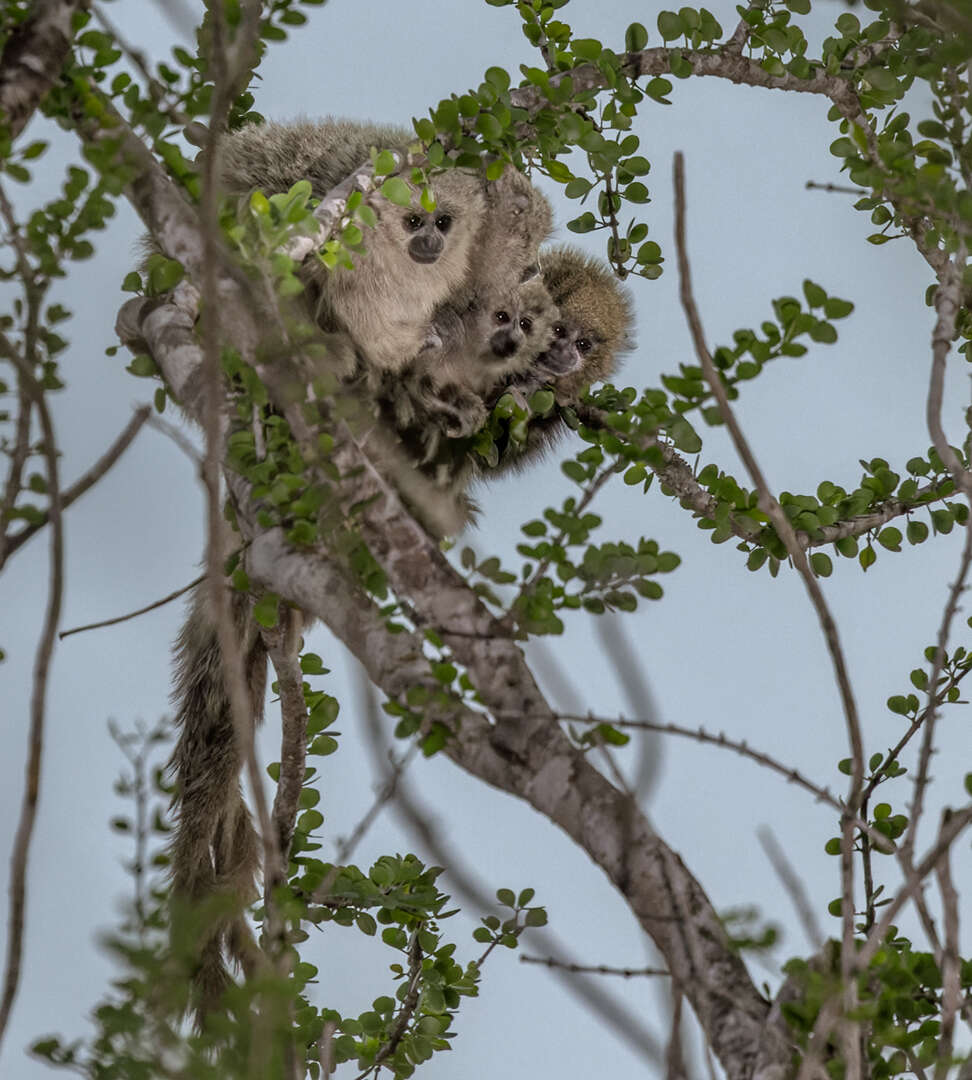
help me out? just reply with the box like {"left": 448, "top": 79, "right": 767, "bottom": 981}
{"left": 572, "top": 38, "right": 603, "bottom": 60}
{"left": 126, "top": 354, "right": 158, "bottom": 378}
{"left": 496, "top": 888, "right": 516, "bottom": 907}
{"left": 810, "top": 552, "right": 832, "bottom": 577}
{"left": 906, "top": 520, "right": 928, "bottom": 545}
{"left": 253, "top": 593, "right": 280, "bottom": 628}
{"left": 380, "top": 176, "right": 413, "bottom": 206}
{"left": 877, "top": 526, "right": 902, "bottom": 551}
{"left": 823, "top": 297, "right": 854, "bottom": 319}
{"left": 625, "top": 21, "right": 649, "bottom": 51}
{"left": 147, "top": 258, "right": 184, "bottom": 295}
{"left": 669, "top": 415, "right": 702, "bottom": 454}
{"left": 301, "top": 652, "right": 330, "bottom": 675}
{"left": 803, "top": 280, "right": 826, "bottom": 308}
{"left": 657, "top": 11, "right": 683, "bottom": 40}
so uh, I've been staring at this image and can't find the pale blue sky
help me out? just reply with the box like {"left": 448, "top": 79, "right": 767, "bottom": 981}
{"left": 1, "top": 2, "right": 969, "bottom": 1077}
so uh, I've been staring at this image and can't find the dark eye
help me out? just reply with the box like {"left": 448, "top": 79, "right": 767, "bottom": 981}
{"left": 553, "top": 323, "right": 568, "bottom": 339}
{"left": 494, "top": 310, "right": 510, "bottom": 324}
{"left": 404, "top": 214, "right": 423, "bottom": 231}
{"left": 577, "top": 338, "right": 592, "bottom": 354}
{"left": 435, "top": 214, "right": 452, "bottom": 232}
{"left": 519, "top": 316, "right": 533, "bottom": 333}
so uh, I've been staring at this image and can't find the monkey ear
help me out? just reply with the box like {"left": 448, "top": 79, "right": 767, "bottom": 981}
{"left": 519, "top": 263, "right": 540, "bottom": 283}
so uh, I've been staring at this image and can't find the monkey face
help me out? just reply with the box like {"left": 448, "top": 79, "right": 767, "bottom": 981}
{"left": 402, "top": 208, "right": 455, "bottom": 264}
{"left": 488, "top": 307, "right": 535, "bottom": 360}
{"left": 484, "top": 279, "right": 558, "bottom": 366}
{"left": 535, "top": 319, "right": 597, "bottom": 376}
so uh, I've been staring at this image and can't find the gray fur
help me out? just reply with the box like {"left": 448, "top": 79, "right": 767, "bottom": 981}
{"left": 218, "top": 119, "right": 485, "bottom": 373}
{"left": 480, "top": 243, "right": 636, "bottom": 476}
{"left": 169, "top": 583, "right": 266, "bottom": 1020}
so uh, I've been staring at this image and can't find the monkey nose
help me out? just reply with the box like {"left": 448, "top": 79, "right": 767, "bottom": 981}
{"left": 489, "top": 331, "right": 518, "bottom": 359}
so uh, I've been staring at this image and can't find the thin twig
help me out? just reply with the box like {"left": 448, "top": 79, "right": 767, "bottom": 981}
{"left": 798, "top": 806, "right": 972, "bottom": 1078}
{"left": 519, "top": 955, "right": 669, "bottom": 978}
{"left": 332, "top": 741, "right": 418, "bottom": 867}
{"left": 865, "top": 805, "right": 971, "bottom": 972}
{"left": 666, "top": 988, "right": 688, "bottom": 1080}
{"left": 262, "top": 610, "right": 308, "bottom": 887}
{"left": 724, "top": 0, "right": 768, "bottom": 54}
{"left": 0, "top": 380, "right": 32, "bottom": 568}
{"left": 933, "top": 812, "right": 960, "bottom": 1080}
{"left": 557, "top": 711, "right": 885, "bottom": 847}
{"left": 354, "top": 931, "right": 423, "bottom": 1078}
{"left": 862, "top": 656, "right": 972, "bottom": 803}
{"left": 59, "top": 574, "right": 204, "bottom": 639}
{"left": 805, "top": 180, "right": 869, "bottom": 196}
{"left": 0, "top": 341, "right": 64, "bottom": 1049}
{"left": 509, "top": 462, "right": 616, "bottom": 615}
{"left": 673, "top": 153, "right": 863, "bottom": 1079}
{"left": 905, "top": 513, "right": 972, "bottom": 864}
{"left": 906, "top": 266, "right": 972, "bottom": 865}
{"left": 4, "top": 405, "right": 151, "bottom": 567}
{"left": 594, "top": 617, "right": 664, "bottom": 802}
{"left": 926, "top": 251, "right": 971, "bottom": 496}
{"left": 757, "top": 826, "right": 824, "bottom": 951}
{"left": 91, "top": 4, "right": 190, "bottom": 126}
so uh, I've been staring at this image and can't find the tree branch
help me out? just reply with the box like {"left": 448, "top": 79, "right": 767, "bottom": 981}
{"left": 0, "top": 334, "right": 64, "bottom": 1050}
{"left": 3, "top": 404, "right": 151, "bottom": 568}
{"left": 673, "top": 149, "right": 863, "bottom": 1080}
{"left": 0, "top": 0, "right": 88, "bottom": 139}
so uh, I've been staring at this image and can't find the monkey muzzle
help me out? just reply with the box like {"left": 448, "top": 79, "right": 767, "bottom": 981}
{"left": 489, "top": 327, "right": 522, "bottom": 360}
{"left": 408, "top": 233, "right": 444, "bottom": 264}
{"left": 536, "top": 338, "right": 581, "bottom": 376}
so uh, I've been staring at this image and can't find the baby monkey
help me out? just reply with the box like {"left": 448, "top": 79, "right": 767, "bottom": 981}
{"left": 474, "top": 243, "right": 636, "bottom": 477}
{"left": 385, "top": 276, "right": 559, "bottom": 452}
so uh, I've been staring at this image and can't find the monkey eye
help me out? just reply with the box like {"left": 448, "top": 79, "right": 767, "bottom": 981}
{"left": 553, "top": 323, "right": 568, "bottom": 339}
{"left": 435, "top": 214, "right": 452, "bottom": 232}
{"left": 404, "top": 213, "right": 424, "bottom": 231}
{"left": 494, "top": 310, "right": 511, "bottom": 324}
{"left": 519, "top": 316, "right": 533, "bottom": 333}
{"left": 577, "top": 338, "right": 593, "bottom": 354}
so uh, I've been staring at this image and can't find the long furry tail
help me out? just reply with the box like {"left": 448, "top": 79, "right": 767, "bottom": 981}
{"left": 168, "top": 584, "right": 267, "bottom": 1021}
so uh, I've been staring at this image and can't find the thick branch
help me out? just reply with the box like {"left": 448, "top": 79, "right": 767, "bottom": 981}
{"left": 0, "top": 0, "right": 87, "bottom": 139}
